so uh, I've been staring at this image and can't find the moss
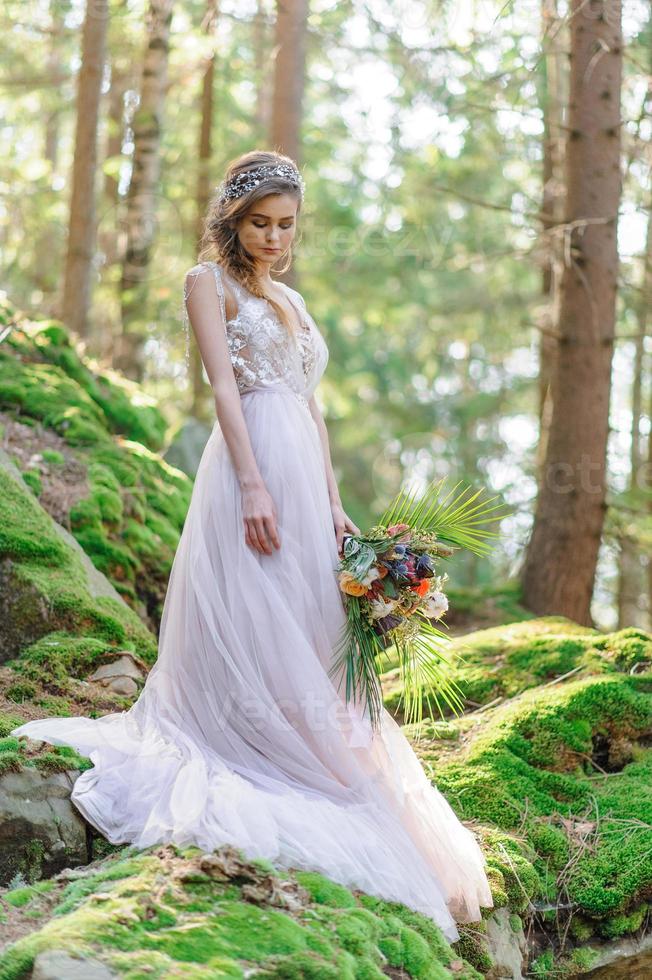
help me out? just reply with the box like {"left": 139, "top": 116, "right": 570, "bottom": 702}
{"left": 6, "top": 319, "right": 167, "bottom": 450}
{"left": 250, "top": 950, "right": 360, "bottom": 978}
{"left": 434, "top": 674, "right": 652, "bottom": 932}
{"left": 596, "top": 902, "right": 647, "bottom": 939}
{"left": 33, "top": 746, "right": 89, "bottom": 774}
{"left": 11, "top": 630, "right": 114, "bottom": 686}
{"left": 20, "top": 839, "right": 46, "bottom": 884}
{"left": 382, "top": 926, "right": 452, "bottom": 979}
{"left": 21, "top": 469, "right": 42, "bottom": 496}
{"left": 294, "top": 871, "right": 359, "bottom": 909}
{"left": 5, "top": 680, "right": 38, "bottom": 702}
{"left": 0, "top": 747, "right": 22, "bottom": 775}
{"left": 568, "top": 915, "right": 594, "bottom": 942}
{"left": 0, "top": 467, "right": 156, "bottom": 678}
{"left": 0, "top": 711, "right": 24, "bottom": 737}
{"left": 0, "top": 730, "right": 90, "bottom": 775}
{"left": 0, "top": 845, "right": 479, "bottom": 980}
{"left": 41, "top": 448, "right": 65, "bottom": 465}
{"left": 452, "top": 922, "right": 493, "bottom": 974}
{"left": 479, "top": 830, "right": 540, "bottom": 914}
{"left": 383, "top": 617, "right": 652, "bottom": 716}
{"left": 508, "top": 913, "right": 522, "bottom": 933}
{"left": 3, "top": 880, "right": 57, "bottom": 908}
{"left": 0, "top": 309, "right": 193, "bottom": 628}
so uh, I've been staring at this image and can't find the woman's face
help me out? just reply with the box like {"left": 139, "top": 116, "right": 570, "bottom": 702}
{"left": 237, "top": 193, "right": 298, "bottom": 267}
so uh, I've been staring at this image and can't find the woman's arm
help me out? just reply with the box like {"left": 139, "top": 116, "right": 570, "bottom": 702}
{"left": 308, "top": 393, "right": 360, "bottom": 553}
{"left": 184, "top": 266, "right": 280, "bottom": 555}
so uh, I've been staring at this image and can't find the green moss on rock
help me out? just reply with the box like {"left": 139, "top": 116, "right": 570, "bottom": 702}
{"left": 434, "top": 674, "right": 652, "bottom": 932}
{"left": 383, "top": 618, "right": 652, "bottom": 716}
{"left": 0, "top": 307, "right": 193, "bottom": 628}
{"left": 0, "top": 845, "right": 480, "bottom": 979}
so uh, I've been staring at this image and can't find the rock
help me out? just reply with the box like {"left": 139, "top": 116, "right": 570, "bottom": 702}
{"left": 31, "top": 950, "right": 116, "bottom": 979}
{"left": 0, "top": 448, "right": 122, "bottom": 604}
{"left": 577, "top": 933, "right": 652, "bottom": 978}
{"left": 484, "top": 908, "right": 528, "bottom": 979}
{"left": 0, "top": 767, "right": 88, "bottom": 887}
{"left": 163, "top": 418, "right": 212, "bottom": 478}
{"left": 88, "top": 652, "right": 144, "bottom": 695}
{"left": 0, "top": 447, "right": 126, "bottom": 663}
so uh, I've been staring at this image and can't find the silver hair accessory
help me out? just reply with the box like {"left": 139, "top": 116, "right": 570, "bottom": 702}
{"left": 216, "top": 163, "right": 305, "bottom": 202}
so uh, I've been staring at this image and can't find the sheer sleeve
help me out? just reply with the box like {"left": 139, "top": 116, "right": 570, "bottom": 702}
{"left": 182, "top": 261, "right": 227, "bottom": 371}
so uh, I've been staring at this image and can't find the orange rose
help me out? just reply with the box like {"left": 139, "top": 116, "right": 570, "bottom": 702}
{"left": 339, "top": 572, "right": 368, "bottom": 597}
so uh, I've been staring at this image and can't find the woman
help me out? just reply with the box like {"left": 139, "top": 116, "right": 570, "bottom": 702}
{"left": 13, "top": 149, "right": 493, "bottom": 941}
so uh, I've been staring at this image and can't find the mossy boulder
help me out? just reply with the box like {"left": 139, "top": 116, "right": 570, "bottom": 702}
{"left": 382, "top": 616, "right": 652, "bottom": 716}
{"left": 0, "top": 843, "right": 483, "bottom": 979}
{"left": 0, "top": 300, "right": 192, "bottom": 628}
{"left": 434, "top": 674, "right": 652, "bottom": 968}
{"left": 0, "top": 454, "right": 155, "bottom": 675}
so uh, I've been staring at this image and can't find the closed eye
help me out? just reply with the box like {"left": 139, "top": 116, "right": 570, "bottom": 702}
{"left": 253, "top": 222, "right": 293, "bottom": 229}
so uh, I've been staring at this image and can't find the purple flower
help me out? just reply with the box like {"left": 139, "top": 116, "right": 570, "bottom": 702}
{"left": 416, "top": 554, "right": 435, "bottom": 578}
{"left": 374, "top": 614, "right": 402, "bottom": 635}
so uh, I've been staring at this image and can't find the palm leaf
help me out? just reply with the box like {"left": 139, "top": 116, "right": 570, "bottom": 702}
{"left": 328, "top": 603, "right": 384, "bottom": 730}
{"left": 391, "top": 618, "right": 466, "bottom": 729}
{"left": 379, "top": 477, "right": 511, "bottom": 557}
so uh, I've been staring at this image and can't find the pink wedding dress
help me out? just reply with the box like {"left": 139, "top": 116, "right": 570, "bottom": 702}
{"left": 12, "top": 260, "right": 492, "bottom": 941}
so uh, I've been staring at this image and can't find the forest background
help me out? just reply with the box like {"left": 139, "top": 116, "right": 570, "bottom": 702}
{"left": 1, "top": 0, "right": 650, "bottom": 632}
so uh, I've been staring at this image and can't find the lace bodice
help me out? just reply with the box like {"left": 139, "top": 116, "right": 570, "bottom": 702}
{"left": 183, "top": 260, "right": 329, "bottom": 402}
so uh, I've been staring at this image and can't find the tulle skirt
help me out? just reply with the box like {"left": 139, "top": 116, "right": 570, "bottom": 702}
{"left": 12, "top": 385, "right": 493, "bottom": 941}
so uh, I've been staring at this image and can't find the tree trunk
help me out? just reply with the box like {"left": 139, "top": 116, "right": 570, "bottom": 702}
{"left": 60, "top": 0, "right": 108, "bottom": 339}
{"left": 536, "top": 0, "right": 568, "bottom": 479}
{"left": 617, "top": 192, "right": 650, "bottom": 628}
{"left": 270, "top": 0, "right": 308, "bottom": 290}
{"left": 521, "top": 0, "right": 623, "bottom": 626}
{"left": 115, "top": 0, "right": 174, "bottom": 380}
{"left": 96, "top": 64, "right": 129, "bottom": 280}
{"left": 190, "top": 0, "right": 218, "bottom": 420}
{"left": 254, "top": 0, "right": 272, "bottom": 134}
{"left": 44, "top": 0, "right": 68, "bottom": 170}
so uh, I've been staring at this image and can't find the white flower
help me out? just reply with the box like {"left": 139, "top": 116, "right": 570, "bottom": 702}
{"left": 424, "top": 590, "right": 449, "bottom": 620}
{"left": 360, "top": 566, "right": 381, "bottom": 588}
{"left": 369, "top": 596, "right": 399, "bottom": 620}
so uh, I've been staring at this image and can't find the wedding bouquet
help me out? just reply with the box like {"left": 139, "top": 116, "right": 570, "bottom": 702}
{"left": 329, "top": 477, "right": 509, "bottom": 734}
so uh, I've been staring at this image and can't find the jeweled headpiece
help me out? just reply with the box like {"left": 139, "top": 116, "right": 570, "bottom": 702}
{"left": 216, "top": 163, "right": 305, "bottom": 203}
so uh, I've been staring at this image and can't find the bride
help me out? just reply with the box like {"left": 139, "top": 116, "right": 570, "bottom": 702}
{"left": 12, "top": 149, "right": 493, "bottom": 942}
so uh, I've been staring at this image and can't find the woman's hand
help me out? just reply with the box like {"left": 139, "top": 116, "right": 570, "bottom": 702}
{"left": 242, "top": 483, "right": 281, "bottom": 555}
{"left": 331, "top": 501, "right": 361, "bottom": 557}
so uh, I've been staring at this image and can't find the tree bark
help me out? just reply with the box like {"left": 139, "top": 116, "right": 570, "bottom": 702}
{"left": 536, "top": 0, "right": 568, "bottom": 479}
{"left": 617, "top": 174, "right": 651, "bottom": 629}
{"left": 115, "top": 0, "right": 174, "bottom": 380}
{"left": 270, "top": 0, "right": 308, "bottom": 289}
{"left": 521, "top": 0, "right": 623, "bottom": 625}
{"left": 254, "top": 0, "right": 273, "bottom": 134}
{"left": 60, "top": 0, "right": 108, "bottom": 339}
{"left": 190, "top": 0, "right": 218, "bottom": 420}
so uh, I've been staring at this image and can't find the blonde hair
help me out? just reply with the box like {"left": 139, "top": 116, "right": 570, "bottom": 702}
{"left": 198, "top": 149, "right": 304, "bottom": 335}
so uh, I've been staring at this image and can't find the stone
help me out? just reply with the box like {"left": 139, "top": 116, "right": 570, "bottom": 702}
{"left": 0, "top": 448, "right": 125, "bottom": 663}
{"left": 31, "top": 950, "right": 116, "bottom": 979}
{"left": 577, "top": 932, "right": 652, "bottom": 979}
{"left": 0, "top": 767, "right": 88, "bottom": 887}
{"left": 163, "top": 418, "right": 212, "bottom": 478}
{"left": 87, "top": 652, "right": 144, "bottom": 695}
{"left": 484, "top": 907, "right": 528, "bottom": 979}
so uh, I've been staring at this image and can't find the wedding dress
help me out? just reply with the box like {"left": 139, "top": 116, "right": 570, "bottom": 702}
{"left": 12, "top": 260, "right": 492, "bottom": 941}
